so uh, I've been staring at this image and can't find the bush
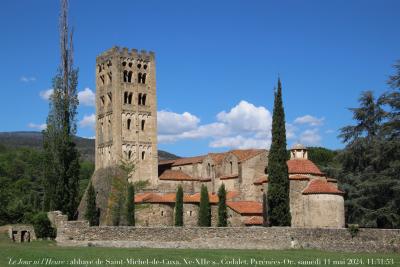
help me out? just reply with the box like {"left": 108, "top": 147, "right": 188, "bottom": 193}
{"left": 348, "top": 224, "right": 359, "bottom": 238}
{"left": 32, "top": 212, "right": 56, "bottom": 239}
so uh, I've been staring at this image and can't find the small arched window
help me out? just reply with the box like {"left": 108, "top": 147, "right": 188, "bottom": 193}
{"left": 128, "top": 151, "right": 132, "bottom": 160}
{"left": 141, "top": 151, "right": 145, "bottom": 160}
{"left": 127, "top": 71, "right": 133, "bottom": 83}
{"left": 142, "top": 73, "right": 146, "bottom": 84}
{"left": 124, "top": 92, "right": 128, "bottom": 104}
{"left": 142, "top": 94, "right": 147, "bottom": 105}
{"left": 128, "top": 93, "right": 133, "bottom": 104}
{"left": 127, "top": 119, "right": 131, "bottom": 130}
{"left": 141, "top": 120, "right": 145, "bottom": 131}
{"left": 230, "top": 161, "right": 233, "bottom": 174}
{"left": 138, "top": 73, "right": 142, "bottom": 83}
{"left": 123, "top": 70, "right": 128, "bottom": 82}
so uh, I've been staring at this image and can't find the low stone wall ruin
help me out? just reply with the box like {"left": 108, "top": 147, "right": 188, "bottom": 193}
{"left": 49, "top": 211, "right": 400, "bottom": 253}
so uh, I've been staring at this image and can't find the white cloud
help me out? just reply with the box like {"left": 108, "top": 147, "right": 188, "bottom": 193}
{"left": 158, "top": 110, "right": 200, "bottom": 135}
{"left": 158, "top": 100, "right": 272, "bottom": 149}
{"left": 78, "top": 88, "right": 95, "bottom": 106}
{"left": 39, "top": 89, "right": 54, "bottom": 100}
{"left": 294, "top": 115, "right": 324, "bottom": 126}
{"left": 28, "top": 123, "right": 46, "bottom": 131}
{"left": 210, "top": 136, "right": 271, "bottom": 150}
{"left": 21, "top": 76, "right": 36, "bottom": 83}
{"left": 79, "top": 114, "right": 96, "bottom": 129}
{"left": 217, "top": 100, "right": 272, "bottom": 133}
{"left": 299, "top": 129, "right": 321, "bottom": 146}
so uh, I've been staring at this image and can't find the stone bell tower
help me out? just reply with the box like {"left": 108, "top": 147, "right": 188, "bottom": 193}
{"left": 95, "top": 47, "right": 158, "bottom": 186}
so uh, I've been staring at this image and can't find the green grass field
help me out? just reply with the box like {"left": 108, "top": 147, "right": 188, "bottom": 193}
{"left": 0, "top": 234, "right": 399, "bottom": 267}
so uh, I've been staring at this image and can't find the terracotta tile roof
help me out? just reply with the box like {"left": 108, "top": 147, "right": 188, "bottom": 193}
{"left": 289, "top": 174, "right": 310, "bottom": 180}
{"left": 253, "top": 176, "right": 268, "bottom": 185}
{"left": 230, "top": 149, "right": 265, "bottom": 162}
{"left": 219, "top": 174, "right": 239, "bottom": 180}
{"left": 302, "top": 179, "right": 344, "bottom": 195}
{"left": 184, "top": 192, "right": 219, "bottom": 204}
{"left": 136, "top": 191, "right": 240, "bottom": 204}
{"left": 135, "top": 193, "right": 176, "bottom": 203}
{"left": 159, "top": 149, "right": 266, "bottom": 168}
{"left": 227, "top": 201, "right": 262, "bottom": 215}
{"left": 209, "top": 153, "right": 227, "bottom": 164}
{"left": 287, "top": 159, "right": 324, "bottom": 175}
{"left": 171, "top": 155, "right": 206, "bottom": 166}
{"left": 158, "top": 159, "right": 176, "bottom": 165}
{"left": 159, "top": 169, "right": 198, "bottom": 181}
{"left": 244, "top": 216, "right": 263, "bottom": 225}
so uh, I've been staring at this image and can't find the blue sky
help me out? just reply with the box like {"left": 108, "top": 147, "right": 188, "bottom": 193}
{"left": 0, "top": 0, "right": 399, "bottom": 157}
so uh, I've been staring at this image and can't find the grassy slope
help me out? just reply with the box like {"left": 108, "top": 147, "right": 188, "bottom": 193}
{"left": 1, "top": 235, "right": 399, "bottom": 267}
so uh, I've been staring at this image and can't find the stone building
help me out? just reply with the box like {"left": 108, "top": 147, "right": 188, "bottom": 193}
{"left": 79, "top": 47, "right": 345, "bottom": 228}
{"left": 95, "top": 46, "right": 158, "bottom": 186}
{"left": 135, "top": 145, "right": 345, "bottom": 228}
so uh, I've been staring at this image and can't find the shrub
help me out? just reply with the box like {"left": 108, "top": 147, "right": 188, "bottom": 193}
{"left": 32, "top": 212, "right": 56, "bottom": 238}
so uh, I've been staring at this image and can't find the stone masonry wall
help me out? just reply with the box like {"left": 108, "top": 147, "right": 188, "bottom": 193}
{"left": 50, "top": 212, "right": 400, "bottom": 252}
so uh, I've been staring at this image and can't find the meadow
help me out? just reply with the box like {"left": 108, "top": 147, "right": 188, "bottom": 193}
{"left": 1, "top": 234, "right": 399, "bottom": 267}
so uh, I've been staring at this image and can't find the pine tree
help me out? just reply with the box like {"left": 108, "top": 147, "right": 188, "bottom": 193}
{"left": 175, "top": 185, "right": 184, "bottom": 226}
{"left": 126, "top": 184, "right": 135, "bottom": 226}
{"left": 267, "top": 78, "right": 291, "bottom": 226}
{"left": 85, "top": 182, "right": 98, "bottom": 226}
{"left": 217, "top": 184, "right": 227, "bottom": 227}
{"left": 262, "top": 192, "right": 269, "bottom": 227}
{"left": 198, "top": 185, "right": 211, "bottom": 227}
{"left": 43, "top": 0, "right": 80, "bottom": 220}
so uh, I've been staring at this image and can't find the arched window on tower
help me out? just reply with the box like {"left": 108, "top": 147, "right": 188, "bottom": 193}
{"left": 138, "top": 73, "right": 142, "bottom": 83}
{"left": 141, "top": 120, "right": 145, "bottom": 131}
{"left": 123, "top": 70, "right": 128, "bottom": 82}
{"left": 128, "top": 93, "right": 133, "bottom": 104}
{"left": 127, "top": 119, "right": 131, "bottom": 130}
{"left": 142, "top": 73, "right": 146, "bottom": 84}
{"left": 128, "top": 151, "right": 132, "bottom": 160}
{"left": 141, "top": 151, "right": 145, "bottom": 160}
{"left": 127, "top": 71, "right": 133, "bottom": 83}
{"left": 107, "top": 72, "right": 112, "bottom": 83}
{"left": 124, "top": 92, "right": 128, "bottom": 104}
{"left": 138, "top": 93, "right": 142, "bottom": 105}
{"left": 142, "top": 94, "right": 147, "bottom": 105}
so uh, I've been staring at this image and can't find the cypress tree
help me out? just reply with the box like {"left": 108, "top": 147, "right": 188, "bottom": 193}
{"left": 85, "top": 182, "right": 98, "bottom": 226}
{"left": 262, "top": 192, "right": 269, "bottom": 227}
{"left": 126, "top": 184, "right": 135, "bottom": 226}
{"left": 175, "top": 185, "right": 184, "bottom": 226}
{"left": 111, "top": 192, "right": 123, "bottom": 226}
{"left": 217, "top": 184, "right": 227, "bottom": 227}
{"left": 267, "top": 78, "right": 291, "bottom": 226}
{"left": 43, "top": 0, "right": 80, "bottom": 219}
{"left": 198, "top": 185, "right": 211, "bottom": 227}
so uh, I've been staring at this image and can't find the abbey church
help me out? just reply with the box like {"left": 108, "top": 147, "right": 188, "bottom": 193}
{"left": 79, "top": 47, "right": 345, "bottom": 228}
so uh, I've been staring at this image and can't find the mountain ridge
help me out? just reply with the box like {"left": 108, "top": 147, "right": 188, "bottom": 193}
{"left": 0, "top": 131, "right": 180, "bottom": 162}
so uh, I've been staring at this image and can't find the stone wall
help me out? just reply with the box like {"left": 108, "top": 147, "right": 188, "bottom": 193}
{"left": 50, "top": 212, "right": 400, "bottom": 252}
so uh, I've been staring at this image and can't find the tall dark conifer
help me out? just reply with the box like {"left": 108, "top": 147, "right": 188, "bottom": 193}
{"left": 198, "top": 185, "right": 211, "bottom": 227}
{"left": 43, "top": 0, "right": 80, "bottom": 219}
{"left": 267, "top": 78, "right": 291, "bottom": 226}
{"left": 85, "top": 182, "right": 98, "bottom": 226}
{"left": 217, "top": 184, "right": 227, "bottom": 227}
{"left": 126, "top": 184, "right": 135, "bottom": 226}
{"left": 175, "top": 185, "right": 184, "bottom": 226}
{"left": 262, "top": 192, "right": 269, "bottom": 227}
